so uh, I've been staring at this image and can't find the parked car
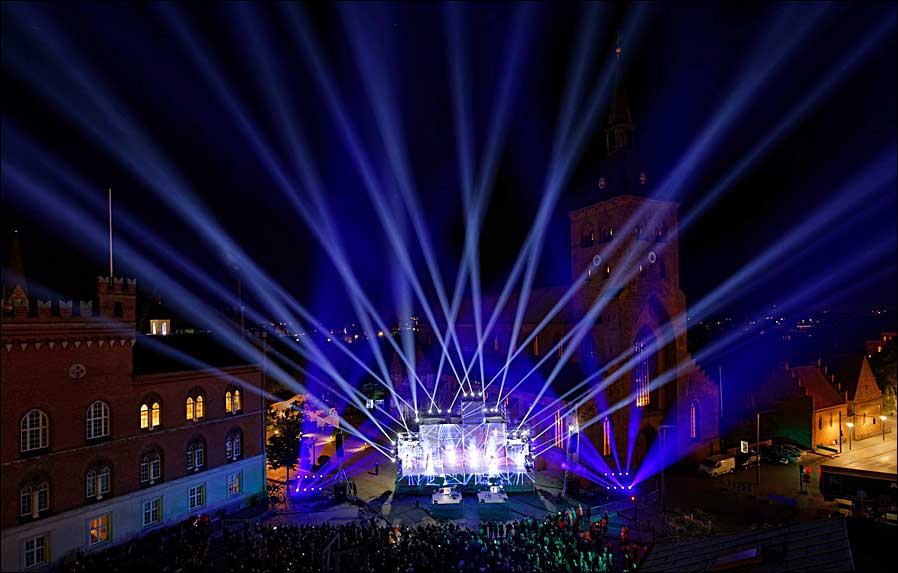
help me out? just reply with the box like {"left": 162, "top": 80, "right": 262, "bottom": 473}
{"left": 776, "top": 444, "right": 803, "bottom": 459}
{"left": 759, "top": 446, "right": 789, "bottom": 465}
{"left": 770, "top": 445, "right": 800, "bottom": 462}
{"left": 735, "top": 450, "right": 759, "bottom": 469}
{"left": 698, "top": 454, "right": 736, "bottom": 477}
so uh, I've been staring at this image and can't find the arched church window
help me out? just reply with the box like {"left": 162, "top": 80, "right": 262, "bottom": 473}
{"left": 633, "top": 332, "right": 653, "bottom": 408}
{"left": 691, "top": 400, "right": 701, "bottom": 440}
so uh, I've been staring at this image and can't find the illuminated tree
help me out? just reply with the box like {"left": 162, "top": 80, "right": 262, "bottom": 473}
{"left": 267, "top": 408, "right": 302, "bottom": 486}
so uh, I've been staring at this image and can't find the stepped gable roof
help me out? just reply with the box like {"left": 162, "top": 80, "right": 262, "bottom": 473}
{"left": 793, "top": 364, "right": 845, "bottom": 410}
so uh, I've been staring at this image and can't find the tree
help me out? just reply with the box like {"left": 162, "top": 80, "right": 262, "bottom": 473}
{"left": 267, "top": 408, "right": 302, "bottom": 486}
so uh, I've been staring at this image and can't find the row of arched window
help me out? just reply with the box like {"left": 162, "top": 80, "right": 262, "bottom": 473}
{"left": 19, "top": 388, "right": 244, "bottom": 452}
{"left": 19, "top": 429, "right": 244, "bottom": 520}
{"left": 140, "top": 389, "right": 242, "bottom": 430}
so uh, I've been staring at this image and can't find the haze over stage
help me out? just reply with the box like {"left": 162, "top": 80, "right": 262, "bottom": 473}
{"left": 399, "top": 421, "right": 529, "bottom": 476}
{"left": 395, "top": 395, "right": 534, "bottom": 492}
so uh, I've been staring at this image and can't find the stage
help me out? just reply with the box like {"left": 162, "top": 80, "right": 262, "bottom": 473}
{"left": 394, "top": 396, "right": 536, "bottom": 494}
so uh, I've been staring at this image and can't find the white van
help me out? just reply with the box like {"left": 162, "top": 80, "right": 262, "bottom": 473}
{"left": 698, "top": 454, "right": 736, "bottom": 478}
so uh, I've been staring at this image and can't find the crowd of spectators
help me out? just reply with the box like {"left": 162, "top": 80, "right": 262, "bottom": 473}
{"left": 62, "top": 509, "right": 646, "bottom": 573}
{"left": 64, "top": 516, "right": 213, "bottom": 573}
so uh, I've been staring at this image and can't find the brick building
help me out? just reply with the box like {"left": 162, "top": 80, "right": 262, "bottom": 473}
{"left": 1, "top": 275, "right": 265, "bottom": 571}
{"left": 758, "top": 354, "right": 887, "bottom": 451}
{"left": 759, "top": 362, "right": 848, "bottom": 449}
{"left": 834, "top": 354, "right": 884, "bottom": 441}
{"left": 864, "top": 331, "right": 896, "bottom": 358}
{"left": 568, "top": 194, "right": 720, "bottom": 465}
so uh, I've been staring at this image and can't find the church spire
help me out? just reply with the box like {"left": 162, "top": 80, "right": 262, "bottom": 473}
{"left": 605, "top": 35, "right": 635, "bottom": 156}
{"left": 2, "top": 228, "right": 29, "bottom": 314}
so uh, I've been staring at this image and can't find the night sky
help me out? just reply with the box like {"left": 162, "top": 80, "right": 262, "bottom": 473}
{"left": 2, "top": 2, "right": 896, "bottom": 326}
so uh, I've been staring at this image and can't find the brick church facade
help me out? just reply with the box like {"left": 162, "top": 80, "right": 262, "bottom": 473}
{"left": 1, "top": 269, "right": 265, "bottom": 571}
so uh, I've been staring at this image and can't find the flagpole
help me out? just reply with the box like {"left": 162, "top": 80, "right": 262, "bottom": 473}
{"left": 108, "top": 188, "right": 114, "bottom": 279}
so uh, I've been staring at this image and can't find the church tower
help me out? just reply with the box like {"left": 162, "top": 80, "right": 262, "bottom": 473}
{"left": 569, "top": 41, "right": 719, "bottom": 466}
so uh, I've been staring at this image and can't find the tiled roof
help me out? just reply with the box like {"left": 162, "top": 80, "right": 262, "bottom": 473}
{"left": 640, "top": 518, "right": 854, "bottom": 572}
{"left": 793, "top": 365, "right": 846, "bottom": 410}
{"left": 829, "top": 354, "right": 865, "bottom": 401}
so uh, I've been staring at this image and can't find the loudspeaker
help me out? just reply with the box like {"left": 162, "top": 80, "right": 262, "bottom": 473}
{"left": 334, "top": 482, "right": 348, "bottom": 501}
{"left": 335, "top": 430, "right": 344, "bottom": 458}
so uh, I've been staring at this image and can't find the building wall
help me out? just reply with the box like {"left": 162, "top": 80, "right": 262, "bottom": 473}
{"left": 851, "top": 399, "right": 883, "bottom": 441}
{"left": 569, "top": 195, "right": 719, "bottom": 467}
{"left": 850, "top": 358, "right": 883, "bottom": 441}
{"left": 812, "top": 405, "right": 847, "bottom": 448}
{"left": 1, "top": 455, "right": 264, "bottom": 572}
{"left": 1, "top": 277, "right": 265, "bottom": 570}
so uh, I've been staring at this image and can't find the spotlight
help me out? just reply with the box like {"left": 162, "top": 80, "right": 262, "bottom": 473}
{"left": 628, "top": 485, "right": 633, "bottom": 490}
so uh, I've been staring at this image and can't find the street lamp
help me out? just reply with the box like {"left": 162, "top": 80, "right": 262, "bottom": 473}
{"left": 756, "top": 410, "right": 775, "bottom": 485}
{"left": 846, "top": 422, "right": 854, "bottom": 451}
{"left": 881, "top": 415, "right": 888, "bottom": 441}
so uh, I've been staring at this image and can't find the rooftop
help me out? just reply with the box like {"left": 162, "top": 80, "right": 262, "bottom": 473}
{"left": 133, "top": 332, "right": 254, "bottom": 375}
{"left": 640, "top": 518, "right": 854, "bottom": 572}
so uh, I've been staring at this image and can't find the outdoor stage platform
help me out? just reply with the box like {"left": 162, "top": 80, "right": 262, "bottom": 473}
{"left": 394, "top": 395, "right": 536, "bottom": 494}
